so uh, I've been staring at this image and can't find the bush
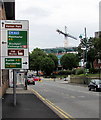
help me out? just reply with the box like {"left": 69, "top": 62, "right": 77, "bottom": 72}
{"left": 72, "top": 69, "right": 76, "bottom": 75}
{"left": 75, "top": 68, "right": 84, "bottom": 75}
{"left": 89, "top": 68, "right": 99, "bottom": 74}
{"left": 58, "top": 70, "right": 72, "bottom": 75}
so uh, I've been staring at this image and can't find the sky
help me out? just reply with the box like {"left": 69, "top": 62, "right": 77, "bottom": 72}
{"left": 15, "top": 0, "right": 100, "bottom": 52}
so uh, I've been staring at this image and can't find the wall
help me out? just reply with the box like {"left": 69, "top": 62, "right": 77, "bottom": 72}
{"left": 70, "top": 76, "right": 99, "bottom": 85}
{"left": 0, "top": 1, "right": 7, "bottom": 97}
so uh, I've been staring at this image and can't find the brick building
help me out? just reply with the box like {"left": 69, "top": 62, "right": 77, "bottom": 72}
{"left": 0, "top": 0, "right": 15, "bottom": 96}
{"left": 95, "top": 31, "right": 101, "bottom": 38}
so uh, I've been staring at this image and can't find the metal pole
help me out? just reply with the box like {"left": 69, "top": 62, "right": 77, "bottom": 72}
{"left": 24, "top": 70, "right": 27, "bottom": 90}
{"left": 85, "top": 27, "right": 87, "bottom": 74}
{"left": 13, "top": 69, "right": 16, "bottom": 106}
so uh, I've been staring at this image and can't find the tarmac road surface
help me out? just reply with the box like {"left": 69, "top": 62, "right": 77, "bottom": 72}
{"left": 29, "top": 79, "right": 100, "bottom": 119}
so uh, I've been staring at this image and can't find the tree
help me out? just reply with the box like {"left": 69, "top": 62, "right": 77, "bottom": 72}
{"left": 92, "top": 38, "right": 101, "bottom": 59}
{"left": 48, "top": 53, "right": 58, "bottom": 70}
{"left": 87, "top": 48, "right": 96, "bottom": 68}
{"left": 60, "top": 53, "right": 79, "bottom": 70}
{"left": 29, "top": 48, "right": 46, "bottom": 75}
{"left": 41, "top": 57, "right": 55, "bottom": 76}
{"left": 78, "top": 37, "right": 101, "bottom": 69}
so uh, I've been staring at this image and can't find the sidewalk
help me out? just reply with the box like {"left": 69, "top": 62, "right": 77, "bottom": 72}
{"left": 2, "top": 85, "right": 62, "bottom": 120}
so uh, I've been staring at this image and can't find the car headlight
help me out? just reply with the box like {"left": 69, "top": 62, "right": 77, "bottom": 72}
{"left": 97, "top": 85, "right": 100, "bottom": 88}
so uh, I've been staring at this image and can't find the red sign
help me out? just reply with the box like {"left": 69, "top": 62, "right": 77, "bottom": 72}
{"left": 5, "top": 24, "right": 22, "bottom": 29}
{"left": 8, "top": 50, "right": 24, "bottom": 56}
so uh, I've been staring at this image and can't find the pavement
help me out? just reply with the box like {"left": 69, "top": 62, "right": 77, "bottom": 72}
{"left": 1, "top": 84, "right": 63, "bottom": 120}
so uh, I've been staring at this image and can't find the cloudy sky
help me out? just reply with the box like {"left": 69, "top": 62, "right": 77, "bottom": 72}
{"left": 15, "top": 0, "right": 100, "bottom": 52}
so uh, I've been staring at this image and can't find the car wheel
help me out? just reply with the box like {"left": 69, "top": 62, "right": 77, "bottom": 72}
{"left": 95, "top": 88, "right": 98, "bottom": 92}
{"left": 33, "top": 82, "right": 35, "bottom": 85}
{"left": 89, "top": 87, "right": 91, "bottom": 91}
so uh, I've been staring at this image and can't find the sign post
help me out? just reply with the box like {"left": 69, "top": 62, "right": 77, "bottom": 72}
{"left": 0, "top": 20, "right": 29, "bottom": 69}
{"left": 13, "top": 69, "right": 17, "bottom": 106}
{"left": 0, "top": 20, "right": 29, "bottom": 106}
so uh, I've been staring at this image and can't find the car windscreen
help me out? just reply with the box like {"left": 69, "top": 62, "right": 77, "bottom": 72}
{"left": 95, "top": 80, "right": 101, "bottom": 84}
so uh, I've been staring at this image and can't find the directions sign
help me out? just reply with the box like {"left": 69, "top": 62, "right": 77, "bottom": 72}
{"left": 8, "top": 50, "right": 24, "bottom": 56}
{"left": 0, "top": 20, "right": 29, "bottom": 69}
{"left": 5, "top": 58, "right": 22, "bottom": 69}
{"left": 8, "top": 31, "right": 27, "bottom": 49}
{"left": 5, "top": 24, "right": 22, "bottom": 29}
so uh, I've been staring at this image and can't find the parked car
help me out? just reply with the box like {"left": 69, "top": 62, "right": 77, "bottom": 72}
{"left": 27, "top": 76, "right": 35, "bottom": 85}
{"left": 33, "top": 76, "right": 41, "bottom": 81}
{"left": 88, "top": 79, "right": 101, "bottom": 91}
{"left": 27, "top": 74, "right": 41, "bottom": 81}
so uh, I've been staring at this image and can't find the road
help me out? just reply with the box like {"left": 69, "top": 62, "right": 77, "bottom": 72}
{"left": 0, "top": 98, "right": 2, "bottom": 120}
{"left": 29, "top": 79, "right": 100, "bottom": 119}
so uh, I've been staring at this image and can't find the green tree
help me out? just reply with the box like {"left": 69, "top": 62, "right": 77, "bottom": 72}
{"left": 78, "top": 37, "right": 101, "bottom": 69}
{"left": 60, "top": 53, "right": 79, "bottom": 70}
{"left": 41, "top": 57, "right": 55, "bottom": 76}
{"left": 87, "top": 48, "right": 96, "bottom": 68}
{"left": 92, "top": 37, "right": 101, "bottom": 59}
{"left": 29, "top": 48, "right": 46, "bottom": 75}
{"left": 48, "top": 53, "right": 58, "bottom": 70}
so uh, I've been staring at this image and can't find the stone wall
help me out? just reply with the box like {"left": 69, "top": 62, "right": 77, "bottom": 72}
{"left": 70, "top": 76, "right": 99, "bottom": 85}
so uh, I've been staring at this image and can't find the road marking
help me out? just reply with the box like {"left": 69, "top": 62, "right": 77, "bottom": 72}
{"left": 46, "top": 99, "right": 76, "bottom": 120}
{"left": 29, "top": 87, "right": 75, "bottom": 120}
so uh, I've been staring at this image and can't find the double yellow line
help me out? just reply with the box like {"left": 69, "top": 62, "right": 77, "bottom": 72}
{"left": 29, "top": 88, "right": 75, "bottom": 120}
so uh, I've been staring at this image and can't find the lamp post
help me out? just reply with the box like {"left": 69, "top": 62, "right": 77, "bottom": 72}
{"left": 79, "top": 27, "right": 88, "bottom": 75}
{"left": 84, "top": 27, "right": 88, "bottom": 75}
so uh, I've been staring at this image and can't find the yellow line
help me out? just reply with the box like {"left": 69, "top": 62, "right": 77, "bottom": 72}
{"left": 45, "top": 100, "right": 70, "bottom": 119}
{"left": 29, "top": 88, "right": 76, "bottom": 120}
{"left": 31, "top": 89, "right": 45, "bottom": 101}
{"left": 46, "top": 99, "right": 76, "bottom": 120}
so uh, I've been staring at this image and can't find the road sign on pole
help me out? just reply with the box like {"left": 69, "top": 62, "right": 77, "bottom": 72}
{"left": 0, "top": 20, "right": 29, "bottom": 69}
{"left": 0, "top": 20, "right": 29, "bottom": 106}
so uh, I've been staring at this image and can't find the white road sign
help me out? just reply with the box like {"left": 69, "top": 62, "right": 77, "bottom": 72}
{"left": 0, "top": 20, "right": 29, "bottom": 69}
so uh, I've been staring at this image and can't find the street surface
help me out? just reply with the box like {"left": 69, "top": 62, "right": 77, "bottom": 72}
{"left": 2, "top": 87, "right": 62, "bottom": 120}
{"left": 0, "top": 98, "right": 2, "bottom": 120}
{"left": 29, "top": 79, "right": 100, "bottom": 119}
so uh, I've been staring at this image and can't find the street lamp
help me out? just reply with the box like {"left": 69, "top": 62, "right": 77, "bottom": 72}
{"left": 84, "top": 28, "right": 88, "bottom": 74}
{"left": 79, "top": 28, "right": 88, "bottom": 75}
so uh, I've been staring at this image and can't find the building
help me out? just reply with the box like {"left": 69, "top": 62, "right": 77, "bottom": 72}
{"left": 42, "top": 47, "right": 78, "bottom": 54}
{"left": 42, "top": 47, "right": 78, "bottom": 70}
{"left": 0, "top": 0, "right": 15, "bottom": 96}
{"left": 95, "top": 31, "right": 101, "bottom": 38}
